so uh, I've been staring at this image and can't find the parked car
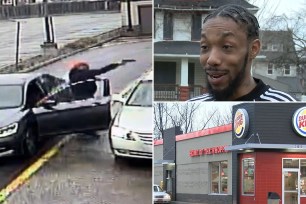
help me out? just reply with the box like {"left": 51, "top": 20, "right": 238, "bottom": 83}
{"left": 109, "top": 70, "right": 152, "bottom": 160}
{"left": 153, "top": 184, "right": 171, "bottom": 203}
{"left": 0, "top": 73, "right": 111, "bottom": 157}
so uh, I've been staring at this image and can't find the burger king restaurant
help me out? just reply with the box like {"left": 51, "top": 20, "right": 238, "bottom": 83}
{"left": 154, "top": 103, "right": 306, "bottom": 204}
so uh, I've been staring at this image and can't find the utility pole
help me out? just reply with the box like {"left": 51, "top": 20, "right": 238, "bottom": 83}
{"left": 43, "top": 0, "right": 51, "bottom": 43}
{"left": 127, "top": 0, "right": 133, "bottom": 31}
{"left": 41, "top": 0, "right": 57, "bottom": 56}
{"left": 15, "top": 21, "right": 20, "bottom": 71}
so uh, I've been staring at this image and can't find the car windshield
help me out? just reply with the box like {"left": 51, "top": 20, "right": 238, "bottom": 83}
{"left": 126, "top": 81, "right": 152, "bottom": 107}
{"left": 0, "top": 85, "right": 23, "bottom": 108}
{"left": 154, "top": 185, "right": 163, "bottom": 192}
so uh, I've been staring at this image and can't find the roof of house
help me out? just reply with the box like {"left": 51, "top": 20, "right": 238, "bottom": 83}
{"left": 154, "top": 0, "right": 258, "bottom": 11}
{"left": 253, "top": 73, "right": 302, "bottom": 99}
{"left": 154, "top": 41, "right": 200, "bottom": 55}
{"left": 277, "top": 76, "right": 304, "bottom": 93}
{"left": 259, "top": 30, "right": 297, "bottom": 62}
{"left": 253, "top": 73, "right": 289, "bottom": 92}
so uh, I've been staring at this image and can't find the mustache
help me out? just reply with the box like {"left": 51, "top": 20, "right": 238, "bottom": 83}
{"left": 204, "top": 67, "right": 229, "bottom": 75}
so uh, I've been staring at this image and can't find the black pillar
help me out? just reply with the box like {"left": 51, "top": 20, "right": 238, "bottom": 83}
{"left": 15, "top": 21, "right": 20, "bottom": 71}
{"left": 127, "top": 0, "right": 133, "bottom": 31}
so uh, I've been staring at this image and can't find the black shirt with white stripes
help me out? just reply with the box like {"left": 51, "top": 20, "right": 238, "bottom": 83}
{"left": 188, "top": 78, "right": 296, "bottom": 102}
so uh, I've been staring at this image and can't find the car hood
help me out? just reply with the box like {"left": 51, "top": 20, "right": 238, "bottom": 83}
{"left": 154, "top": 191, "right": 168, "bottom": 197}
{"left": 0, "top": 108, "right": 26, "bottom": 127}
{"left": 116, "top": 106, "right": 152, "bottom": 133}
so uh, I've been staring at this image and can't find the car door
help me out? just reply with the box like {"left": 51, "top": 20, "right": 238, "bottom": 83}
{"left": 34, "top": 74, "right": 111, "bottom": 136}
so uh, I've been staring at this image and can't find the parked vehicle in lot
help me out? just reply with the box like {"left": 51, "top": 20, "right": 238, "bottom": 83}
{"left": 109, "top": 70, "right": 152, "bottom": 160}
{"left": 0, "top": 73, "right": 111, "bottom": 157}
{"left": 153, "top": 184, "right": 171, "bottom": 203}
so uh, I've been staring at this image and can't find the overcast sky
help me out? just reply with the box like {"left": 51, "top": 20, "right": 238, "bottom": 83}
{"left": 251, "top": 0, "right": 305, "bottom": 21}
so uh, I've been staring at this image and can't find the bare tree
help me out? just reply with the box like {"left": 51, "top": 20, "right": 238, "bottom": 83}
{"left": 153, "top": 102, "right": 201, "bottom": 139}
{"left": 260, "top": 8, "right": 306, "bottom": 75}
{"left": 153, "top": 103, "right": 170, "bottom": 140}
{"left": 154, "top": 103, "right": 233, "bottom": 139}
{"left": 198, "top": 103, "right": 232, "bottom": 130}
{"left": 166, "top": 102, "right": 201, "bottom": 134}
{"left": 248, "top": 0, "right": 281, "bottom": 24}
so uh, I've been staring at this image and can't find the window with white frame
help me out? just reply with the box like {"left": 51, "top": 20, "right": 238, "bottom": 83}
{"left": 210, "top": 161, "right": 228, "bottom": 194}
{"left": 262, "top": 44, "right": 268, "bottom": 51}
{"left": 163, "top": 12, "right": 173, "bottom": 40}
{"left": 284, "top": 64, "right": 290, "bottom": 75}
{"left": 242, "top": 158, "right": 255, "bottom": 195}
{"left": 283, "top": 158, "right": 306, "bottom": 196}
{"left": 301, "top": 159, "right": 306, "bottom": 196}
{"left": 272, "top": 44, "right": 283, "bottom": 52}
{"left": 268, "top": 63, "right": 273, "bottom": 75}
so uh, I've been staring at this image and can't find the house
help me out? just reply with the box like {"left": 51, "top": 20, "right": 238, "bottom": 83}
{"left": 121, "top": 0, "right": 152, "bottom": 35}
{"left": 154, "top": 0, "right": 258, "bottom": 101}
{"left": 253, "top": 30, "right": 304, "bottom": 100}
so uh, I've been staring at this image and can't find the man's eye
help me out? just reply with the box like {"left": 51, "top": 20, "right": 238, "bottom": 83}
{"left": 223, "top": 45, "right": 233, "bottom": 50}
{"left": 201, "top": 45, "right": 208, "bottom": 51}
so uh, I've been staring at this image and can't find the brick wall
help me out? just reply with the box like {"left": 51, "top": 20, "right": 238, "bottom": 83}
{"left": 239, "top": 152, "right": 306, "bottom": 204}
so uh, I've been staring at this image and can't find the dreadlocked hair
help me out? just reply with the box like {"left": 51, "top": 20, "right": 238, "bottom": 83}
{"left": 203, "top": 4, "right": 260, "bottom": 40}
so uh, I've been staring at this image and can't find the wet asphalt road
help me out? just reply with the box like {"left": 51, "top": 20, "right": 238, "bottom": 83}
{"left": 6, "top": 132, "right": 152, "bottom": 204}
{"left": 0, "top": 38, "right": 152, "bottom": 204}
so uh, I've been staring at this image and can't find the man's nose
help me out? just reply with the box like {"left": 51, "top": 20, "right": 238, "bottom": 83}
{"left": 206, "top": 48, "right": 222, "bottom": 67}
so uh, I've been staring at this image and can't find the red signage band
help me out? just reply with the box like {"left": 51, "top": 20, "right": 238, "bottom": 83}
{"left": 189, "top": 145, "right": 228, "bottom": 157}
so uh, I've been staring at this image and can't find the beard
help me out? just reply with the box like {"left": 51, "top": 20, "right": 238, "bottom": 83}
{"left": 205, "top": 53, "right": 249, "bottom": 101}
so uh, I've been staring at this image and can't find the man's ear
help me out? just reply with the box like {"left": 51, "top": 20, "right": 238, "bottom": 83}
{"left": 249, "top": 39, "right": 261, "bottom": 59}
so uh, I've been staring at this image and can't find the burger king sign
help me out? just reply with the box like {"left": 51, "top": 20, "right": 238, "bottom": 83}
{"left": 234, "top": 108, "right": 249, "bottom": 138}
{"left": 292, "top": 107, "right": 306, "bottom": 137}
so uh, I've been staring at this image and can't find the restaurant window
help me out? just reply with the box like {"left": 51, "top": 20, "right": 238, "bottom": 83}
{"left": 242, "top": 158, "right": 255, "bottom": 195}
{"left": 283, "top": 159, "right": 299, "bottom": 168}
{"left": 283, "top": 159, "right": 306, "bottom": 196}
{"left": 210, "top": 161, "right": 228, "bottom": 194}
{"left": 301, "top": 160, "right": 306, "bottom": 196}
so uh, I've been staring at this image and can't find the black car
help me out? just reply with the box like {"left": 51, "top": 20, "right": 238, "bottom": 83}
{"left": 0, "top": 73, "right": 111, "bottom": 157}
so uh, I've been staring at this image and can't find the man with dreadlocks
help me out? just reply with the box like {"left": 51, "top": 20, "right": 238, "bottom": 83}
{"left": 189, "top": 4, "right": 295, "bottom": 101}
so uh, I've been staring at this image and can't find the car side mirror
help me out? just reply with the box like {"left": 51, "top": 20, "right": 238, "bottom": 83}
{"left": 111, "top": 93, "right": 125, "bottom": 118}
{"left": 112, "top": 93, "right": 125, "bottom": 104}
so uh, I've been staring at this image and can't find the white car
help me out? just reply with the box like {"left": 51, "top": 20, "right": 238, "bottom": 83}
{"left": 153, "top": 184, "right": 171, "bottom": 203}
{"left": 109, "top": 71, "right": 152, "bottom": 160}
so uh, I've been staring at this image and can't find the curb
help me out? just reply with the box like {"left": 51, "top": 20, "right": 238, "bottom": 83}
{"left": 19, "top": 36, "right": 120, "bottom": 73}
{"left": 19, "top": 35, "right": 151, "bottom": 73}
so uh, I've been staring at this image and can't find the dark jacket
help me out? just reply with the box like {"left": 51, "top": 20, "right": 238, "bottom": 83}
{"left": 69, "top": 63, "right": 120, "bottom": 100}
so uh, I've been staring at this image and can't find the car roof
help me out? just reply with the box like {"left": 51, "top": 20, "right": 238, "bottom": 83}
{"left": 0, "top": 73, "right": 41, "bottom": 85}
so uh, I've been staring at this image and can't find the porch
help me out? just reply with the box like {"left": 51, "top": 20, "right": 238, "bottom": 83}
{"left": 154, "top": 84, "right": 207, "bottom": 101}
